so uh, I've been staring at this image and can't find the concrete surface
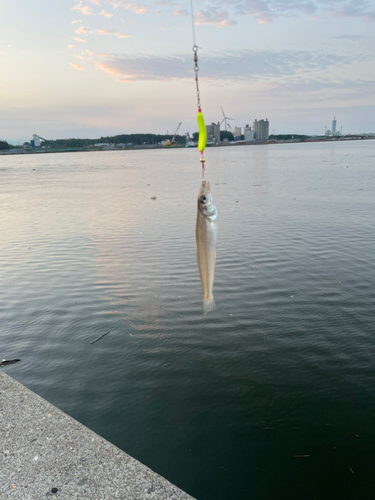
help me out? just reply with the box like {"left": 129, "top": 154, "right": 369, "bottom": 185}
{"left": 0, "top": 371, "right": 195, "bottom": 499}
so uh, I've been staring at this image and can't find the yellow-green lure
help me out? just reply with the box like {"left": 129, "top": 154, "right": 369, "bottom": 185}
{"left": 197, "top": 108, "right": 206, "bottom": 153}
{"left": 197, "top": 108, "right": 206, "bottom": 177}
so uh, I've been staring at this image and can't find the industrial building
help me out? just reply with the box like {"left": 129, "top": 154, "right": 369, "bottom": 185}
{"left": 244, "top": 124, "right": 255, "bottom": 141}
{"left": 332, "top": 116, "right": 337, "bottom": 135}
{"left": 32, "top": 134, "right": 41, "bottom": 147}
{"left": 234, "top": 127, "right": 242, "bottom": 140}
{"left": 206, "top": 122, "right": 220, "bottom": 143}
{"left": 253, "top": 119, "right": 269, "bottom": 141}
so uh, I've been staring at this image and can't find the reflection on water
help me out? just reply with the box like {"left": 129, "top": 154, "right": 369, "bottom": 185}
{"left": 1, "top": 142, "right": 375, "bottom": 500}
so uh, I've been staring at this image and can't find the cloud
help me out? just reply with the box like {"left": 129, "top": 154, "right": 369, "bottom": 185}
{"left": 234, "top": 0, "right": 317, "bottom": 23}
{"left": 115, "top": 31, "right": 130, "bottom": 37}
{"left": 70, "top": 63, "right": 85, "bottom": 70}
{"left": 209, "top": 0, "right": 375, "bottom": 24}
{"left": 100, "top": 9, "right": 113, "bottom": 17}
{"left": 271, "top": 78, "right": 374, "bottom": 92}
{"left": 91, "top": 28, "right": 130, "bottom": 37}
{"left": 72, "top": 2, "right": 93, "bottom": 15}
{"left": 195, "top": 10, "right": 237, "bottom": 27}
{"left": 73, "top": 37, "right": 87, "bottom": 42}
{"left": 327, "top": 0, "right": 375, "bottom": 21}
{"left": 266, "top": 77, "right": 375, "bottom": 103}
{"left": 72, "top": 20, "right": 80, "bottom": 23}
{"left": 74, "top": 27, "right": 130, "bottom": 38}
{"left": 67, "top": 0, "right": 375, "bottom": 25}
{"left": 95, "top": 49, "right": 353, "bottom": 82}
{"left": 173, "top": 7, "right": 189, "bottom": 17}
{"left": 333, "top": 34, "right": 364, "bottom": 39}
{"left": 75, "top": 26, "right": 91, "bottom": 34}
{"left": 95, "top": 28, "right": 119, "bottom": 34}
{"left": 68, "top": 44, "right": 76, "bottom": 48}
{"left": 118, "top": 1, "right": 149, "bottom": 14}
{"left": 73, "top": 54, "right": 85, "bottom": 59}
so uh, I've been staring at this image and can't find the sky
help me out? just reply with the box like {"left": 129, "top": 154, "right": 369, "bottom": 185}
{"left": 1, "top": 0, "right": 374, "bottom": 143}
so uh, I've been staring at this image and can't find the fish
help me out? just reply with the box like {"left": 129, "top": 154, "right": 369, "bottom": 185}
{"left": 196, "top": 180, "right": 218, "bottom": 314}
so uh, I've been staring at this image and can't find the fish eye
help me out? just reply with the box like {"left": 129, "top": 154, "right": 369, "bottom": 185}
{"left": 202, "top": 196, "right": 206, "bottom": 202}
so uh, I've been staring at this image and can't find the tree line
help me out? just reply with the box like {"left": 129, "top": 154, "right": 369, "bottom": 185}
{"left": 38, "top": 133, "right": 186, "bottom": 148}
{"left": 269, "top": 134, "right": 311, "bottom": 141}
{"left": 0, "top": 140, "right": 12, "bottom": 150}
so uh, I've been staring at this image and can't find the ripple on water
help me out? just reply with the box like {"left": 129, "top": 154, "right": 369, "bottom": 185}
{"left": 1, "top": 143, "right": 375, "bottom": 499}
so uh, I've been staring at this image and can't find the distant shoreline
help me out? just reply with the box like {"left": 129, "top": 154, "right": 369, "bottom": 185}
{"left": 1, "top": 136, "right": 374, "bottom": 156}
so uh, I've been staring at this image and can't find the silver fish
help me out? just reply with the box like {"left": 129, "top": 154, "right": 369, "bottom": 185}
{"left": 196, "top": 180, "right": 217, "bottom": 314}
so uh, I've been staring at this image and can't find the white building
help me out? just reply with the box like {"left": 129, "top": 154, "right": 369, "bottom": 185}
{"left": 33, "top": 134, "right": 41, "bottom": 147}
{"left": 244, "top": 124, "right": 255, "bottom": 141}
{"left": 332, "top": 116, "right": 337, "bottom": 135}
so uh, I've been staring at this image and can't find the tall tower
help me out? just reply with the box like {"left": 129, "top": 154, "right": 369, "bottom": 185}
{"left": 332, "top": 116, "right": 337, "bottom": 135}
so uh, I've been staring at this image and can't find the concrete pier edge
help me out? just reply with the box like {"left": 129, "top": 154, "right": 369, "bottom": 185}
{"left": 0, "top": 371, "right": 195, "bottom": 499}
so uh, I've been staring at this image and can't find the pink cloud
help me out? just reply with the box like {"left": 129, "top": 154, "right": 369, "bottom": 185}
{"left": 73, "top": 54, "right": 85, "bottom": 59}
{"left": 75, "top": 26, "right": 90, "bottom": 34}
{"left": 100, "top": 9, "right": 113, "bottom": 17}
{"left": 73, "top": 37, "right": 86, "bottom": 42}
{"left": 95, "top": 28, "right": 118, "bottom": 34}
{"left": 94, "top": 49, "right": 352, "bottom": 83}
{"left": 72, "top": 2, "right": 93, "bottom": 15}
{"left": 195, "top": 10, "right": 237, "bottom": 27}
{"left": 92, "top": 28, "right": 130, "bottom": 37}
{"left": 118, "top": 1, "right": 149, "bottom": 14}
{"left": 70, "top": 63, "right": 85, "bottom": 70}
{"left": 68, "top": 44, "right": 76, "bottom": 48}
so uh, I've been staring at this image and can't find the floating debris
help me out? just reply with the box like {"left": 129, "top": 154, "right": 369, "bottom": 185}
{"left": 151, "top": 196, "right": 157, "bottom": 200}
{"left": 0, "top": 359, "right": 21, "bottom": 368}
{"left": 90, "top": 330, "right": 111, "bottom": 345}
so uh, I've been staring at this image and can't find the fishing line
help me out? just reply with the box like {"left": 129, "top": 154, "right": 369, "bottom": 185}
{"left": 190, "top": 0, "right": 206, "bottom": 179}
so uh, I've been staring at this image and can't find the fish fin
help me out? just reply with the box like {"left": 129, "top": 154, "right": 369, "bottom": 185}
{"left": 203, "top": 296, "right": 216, "bottom": 315}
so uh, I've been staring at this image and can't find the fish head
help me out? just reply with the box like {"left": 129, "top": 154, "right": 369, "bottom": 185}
{"left": 197, "top": 180, "right": 213, "bottom": 210}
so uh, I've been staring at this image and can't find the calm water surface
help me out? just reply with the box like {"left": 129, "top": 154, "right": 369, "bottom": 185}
{"left": 1, "top": 142, "right": 375, "bottom": 499}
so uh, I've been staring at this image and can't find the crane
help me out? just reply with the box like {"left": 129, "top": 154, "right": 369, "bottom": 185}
{"left": 37, "top": 135, "right": 59, "bottom": 147}
{"left": 165, "top": 122, "right": 182, "bottom": 147}
{"left": 226, "top": 122, "right": 238, "bottom": 142}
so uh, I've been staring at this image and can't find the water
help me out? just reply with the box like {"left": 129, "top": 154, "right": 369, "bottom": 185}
{"left": 1, "top": 141, "right": 375, "bottom": 499}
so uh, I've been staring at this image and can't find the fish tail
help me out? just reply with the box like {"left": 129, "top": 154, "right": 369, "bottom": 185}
{"left": 203, "top": 296, "right": 216, "bottom": 315}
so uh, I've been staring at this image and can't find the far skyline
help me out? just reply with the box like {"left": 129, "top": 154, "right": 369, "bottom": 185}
{"left": 6, "top": 112, "right": 368, "bottom": 146}
{"left": 4, "top": 117, "right": 373, "bottom": 146}
{"left": 1, "top": 0, "right": 374, "bottom": 143}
